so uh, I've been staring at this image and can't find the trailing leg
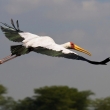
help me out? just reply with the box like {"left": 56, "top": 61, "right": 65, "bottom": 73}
{"left": 0, "top": 55, "right": 18, "bottom": 64}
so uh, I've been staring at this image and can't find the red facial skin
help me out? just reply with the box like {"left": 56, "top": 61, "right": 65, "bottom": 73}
{"left": 70, "top": 42, "right": 75, "bottom": 49}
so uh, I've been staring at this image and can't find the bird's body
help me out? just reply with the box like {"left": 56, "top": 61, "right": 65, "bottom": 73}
{"left": 0, "top": 19, "right": 110, "bottom": 65}
{"left": 20, "top": 32, "right": 77, "bottom": 55}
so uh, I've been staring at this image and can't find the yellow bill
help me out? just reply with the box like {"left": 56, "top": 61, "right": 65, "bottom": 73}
{"left": 74, "top": 44, "right": 91, "bottom": 56}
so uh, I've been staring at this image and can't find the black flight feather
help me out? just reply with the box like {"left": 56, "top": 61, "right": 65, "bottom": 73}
{"left": 11, "top": 19, "right": 17, "bottom": 31}
{"left": 0, "top": 19, "right": 24, "bottom": 42}
{"left": 16, "top": 20, "right": 20, "bottom": 31}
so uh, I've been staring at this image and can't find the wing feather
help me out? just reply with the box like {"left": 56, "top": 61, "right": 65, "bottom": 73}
{"left": 1, "top": 26, "right": 24, "bottom": 42}
{"left": 32, "top": 46, "right": 95, "bottom": 63}
{"left": 0, "top": 19, "right": 24, "bottom": 42}
{"left": 1, "top": 19, "right": 40, "bottom": 42}
{"left": 31, "top": 43, "right": 92, "bottom": 62}
{"left": 32, "top": 43, "right": 81, "bottom": 59}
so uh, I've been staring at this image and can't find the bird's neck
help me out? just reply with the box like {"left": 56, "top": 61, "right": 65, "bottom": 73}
{"left": 60, "top": 42, "right": 70, "bottom": 48}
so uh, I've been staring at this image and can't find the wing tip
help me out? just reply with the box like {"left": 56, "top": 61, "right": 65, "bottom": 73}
{"left": 0, "top": 26, "right": 4, "bottom": 31}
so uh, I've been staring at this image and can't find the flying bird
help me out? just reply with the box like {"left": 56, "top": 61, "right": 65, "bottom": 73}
{"left": 0, "top": 19, "right": 110, "bottom": 65}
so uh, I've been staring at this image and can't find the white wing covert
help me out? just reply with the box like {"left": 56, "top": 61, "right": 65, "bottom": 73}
{"left": 31, "top": 43, "right": 80, "bottom": 59}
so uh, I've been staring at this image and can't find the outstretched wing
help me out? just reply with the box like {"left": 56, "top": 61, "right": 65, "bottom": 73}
{"left": 1, "top": 26, "right": 24, "bottom": 42}
{"left": 31, "top": 43, "right": 85, "bottom": 60}
{"left": 0, "top": 19, "right": 24, "bottom": 42}
{"left": 33, "top": 47, "right": 89, "bottom": 62}
{"left": 1, "top": 19, "right": 40, "bottom": 42}
{"left": 31, "top": 43, "right": 110, "bottom": 65}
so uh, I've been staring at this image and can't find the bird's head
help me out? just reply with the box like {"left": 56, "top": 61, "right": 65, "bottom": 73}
{"left": 63, "top": 42, "right": 91, "bottom": 56}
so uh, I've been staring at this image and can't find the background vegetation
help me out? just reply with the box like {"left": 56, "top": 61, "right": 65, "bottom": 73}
{"left": 0, "top": 84, "right": 110, "bottom": 110}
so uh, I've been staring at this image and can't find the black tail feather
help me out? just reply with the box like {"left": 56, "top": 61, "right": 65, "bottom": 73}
{"left": 11, "top": 45, "right": 30, "bottom": 56}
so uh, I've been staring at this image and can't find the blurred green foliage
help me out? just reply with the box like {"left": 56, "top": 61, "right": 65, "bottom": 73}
{"left": 91, "top": 97, "right": 110, "bottom": 110}
{"left": 13, "top": 86, "right": 94, "bottom": 110}
{"left": 0, "top": 84, "right": 110, "bottom": 110}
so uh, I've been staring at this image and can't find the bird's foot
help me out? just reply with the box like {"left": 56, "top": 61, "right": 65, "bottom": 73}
{"left": 0, "top": 60, "right": 3, "bottom": 64}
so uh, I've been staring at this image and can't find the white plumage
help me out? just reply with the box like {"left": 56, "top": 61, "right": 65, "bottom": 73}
{"left": 0, "top": 19, "right": 110, "bottom": 65}
{"left": 20, "top": 33, "right": 77, "bottom": 54}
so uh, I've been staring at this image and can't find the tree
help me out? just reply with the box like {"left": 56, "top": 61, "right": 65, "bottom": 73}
{"left": 91, "top": 97, "right": 110, "bottom": 110}
{"left": 0, "top": 84, "right": 7, "bottom": 108}
{"left": 13, "top": 97, "right": 37, "bottom": 110}
{"left": 0, "top": 85, "right": 7, "bottom": 95}
{"left": 0, "top": 84, "right": 16, "bottom": 110}
{"left": 14, "top": 86, "right": 94, "bottom": 110}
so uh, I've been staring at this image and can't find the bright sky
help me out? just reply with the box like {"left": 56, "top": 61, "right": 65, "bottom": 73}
{"left": 0, "top": 0, "right": 110, "bottom": 100}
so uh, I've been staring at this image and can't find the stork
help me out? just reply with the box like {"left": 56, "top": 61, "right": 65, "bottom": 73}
{"left": 0, "top": 19, "right": 110, "bottom": 65}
